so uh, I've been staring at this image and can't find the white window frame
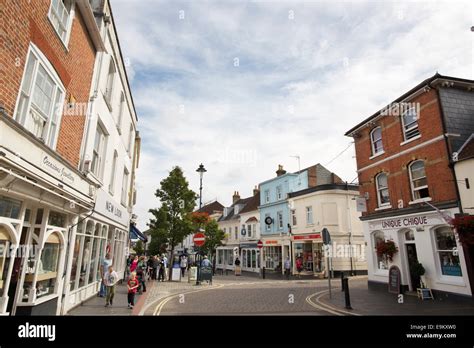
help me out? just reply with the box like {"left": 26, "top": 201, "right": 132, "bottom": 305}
{"left": 247, "top": 224, "right": 252, "bottom": 238}
{"left": 116, "top": 92, "right": 124, "bottom": 134}
{"left": 104, "top": 56, "right": 116, "bottom": 109}
{"left": 277, "top": 211, "right": 283, "bottom": 230}
{"left": 408, "top": 160, "right": 430, "bottom": 201}
{"left": 401, "top": 107, "right": 420, "bottom": 141}
{"left": 306, "top": 206, "right": 313, "bottom": 225}
{"left": 370, "top": 126, "right": 384, "bottom": 156}
{"left": 276, "top": 186, "right": 282, "bottom": 200}
{"left": 291, "top": 209, "right": 297, "bottom": 226}
{"left": 108, "top": 151, "right": 118, "bottom": 195}
{"left": 13, "top": 43, "right": 66, "bottom": 150}
{"left": 264, "top": 190, "right": 270, "bottom": 203}
{"left": 375, "top": 172, "right": 390, "bottom": 207}
{"left": 265, "top": 214, "right": 271, "bottom": 232}
{"left": 433, "top": 226, "right": 462, "bottom": 279}
{"left": 91, "top": 122, "right": 107, "bottom": 180}
{"left": 121, "top": 168, "right": 129, "bottom": 207}
{"left": 48, "top": 0, "right": 75, "bottom": 47}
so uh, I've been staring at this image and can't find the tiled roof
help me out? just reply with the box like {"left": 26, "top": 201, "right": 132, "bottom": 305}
{"left": 239, "top": 193, "right": 260, "bottom": 214}
{"left": 457, "top": 134, "right": 474, "bottom": 161}
{"left": 196, "top": 201, "right": 224, "bottom": 215}
{"left": 218, "top": 196, "right": 253, "bottom": 222}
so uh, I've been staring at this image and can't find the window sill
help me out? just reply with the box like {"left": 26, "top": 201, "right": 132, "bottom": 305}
{"left": 409, "top": 197, "right": 432, "bottom": 205}
{"left": 375, "top": 205, "right": 392, "bottom": 211}
{"left": 400, "top": 134, "right": 421, "bottom": 146}
{"left": 369, "top": 151, "right": 385, "bottom": 160}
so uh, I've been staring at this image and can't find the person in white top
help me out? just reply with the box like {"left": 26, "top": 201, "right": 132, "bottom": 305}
{"left": 104, "top": 265, "right": 119, "bottom": 307}
{"left": 180, "top": 256, "right": 188, "bottom": 277}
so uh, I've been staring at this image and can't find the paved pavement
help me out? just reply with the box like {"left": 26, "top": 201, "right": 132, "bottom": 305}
{"left": 318, "top": 277, "right": 474, "bottom": 316}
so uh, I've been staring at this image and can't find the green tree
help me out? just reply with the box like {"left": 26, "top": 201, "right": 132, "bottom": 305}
{"left": 191, "top": 212, "right": 225, "bottom": 272}
{"left": 148, "top": 166, "right": 197, "bottom": 280}
{"left": 134, "top": 240, "right": 144, "bottom": 255}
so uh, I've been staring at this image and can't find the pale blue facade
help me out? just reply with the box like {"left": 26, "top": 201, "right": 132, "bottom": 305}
{"left": 259, "top": 171, "right": 308, "bottom": 236}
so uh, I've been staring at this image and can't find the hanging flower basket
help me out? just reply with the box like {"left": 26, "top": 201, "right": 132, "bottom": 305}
{"left": 452, "top": 215, "right": 474, "bottom": 245}
{"left": 376, "top": 239, "right": 399, "bottom": 262}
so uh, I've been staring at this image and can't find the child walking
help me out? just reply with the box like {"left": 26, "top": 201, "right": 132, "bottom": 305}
{"left": 104, "top": 265, "right": 119, "bottom": 307}
{"left": 127, "top": 272, "right": 139, "bottom": 309}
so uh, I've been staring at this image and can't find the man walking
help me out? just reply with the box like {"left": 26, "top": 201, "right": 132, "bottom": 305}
{"left": 99, "top": 253, "right": 112, "bottom": 297}
{"left": 180, "top": 255, "right": 188, "bottom": 277}
{"left": 104, "top": 265, "right": 119, "bottom": 307}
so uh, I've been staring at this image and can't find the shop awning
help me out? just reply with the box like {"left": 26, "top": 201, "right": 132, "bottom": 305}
{"left": 130, "top": 224, "right": 148, "bottom": 242}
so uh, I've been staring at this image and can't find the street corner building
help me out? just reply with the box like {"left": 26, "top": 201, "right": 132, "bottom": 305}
{"left": 258, "top": 164, "right": 368, "bottom": 277}
{"left": 0, "top": 0, "right": 141, "bottom": 315}
{"left": 345, "top": 73, "right": 474, "bottom": 298}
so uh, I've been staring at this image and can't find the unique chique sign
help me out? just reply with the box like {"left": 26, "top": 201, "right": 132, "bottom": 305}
{"left": 388, "top": 265, "right": 401, "bottom": 294}
{"left": 382, "top": 216, "right": 428, "bottom": 229}
{"left": 193, "top": 232, "right": 206, "bottom": 247}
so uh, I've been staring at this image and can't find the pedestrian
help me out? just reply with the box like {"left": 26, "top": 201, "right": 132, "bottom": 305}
{"left": 127, "top": 272, "right": 139, "bottom": 309}
{"left": 234, "top": 257, "right": 241, "bottom": 276}
{"left": 130, "top": 255, "right": 139, "bottom": 273}
{"left": 158, "top": 257, "right": 165, "bottom": 282}
{"left": 147, "top": 256, "right": 154, "bottom": 281}
{"left": 284, "top": 257, "right": 291, "bottom": 280}
{"left": 99, "top": 253, "right": 112, "bottom": 297}
{"left": 296, "top": 257, "right": 303, "bottom": 278}
{"left": 104, "top": 265, "right": 119, "bottom": 307}
{"left": 162, "top": 254, "right": 168, "bottom": 280}
{"left": 201, "top": 255, "right": 211, "bottom": 268}
{"left": 136, "top": 256, "right": 147, "bottom": 293}
{"left": 152, "top": 255, "right": 159, "bottom": 280}
{"left": 180, "top": 255, "right": 188, "bottom": 277}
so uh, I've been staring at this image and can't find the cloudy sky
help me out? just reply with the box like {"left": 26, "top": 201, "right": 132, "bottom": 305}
{"left": 112, "top": 0, "right": 473, "bottom": 230}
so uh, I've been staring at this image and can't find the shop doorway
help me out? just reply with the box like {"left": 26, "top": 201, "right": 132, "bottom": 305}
{"left": 404, "top": 230, "right": 420, "bottom": 291}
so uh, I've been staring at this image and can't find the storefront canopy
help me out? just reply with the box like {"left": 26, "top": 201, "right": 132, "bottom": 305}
{"left": 130, "top": 224, "right": 148, "bottom": 242}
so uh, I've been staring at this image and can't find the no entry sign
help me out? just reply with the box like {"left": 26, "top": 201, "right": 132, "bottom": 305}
{"left": 257, "top": 240, "right": 263, "bottom": 249}
{"left": 193, "top": 232, "right": 206, "bottom": 247}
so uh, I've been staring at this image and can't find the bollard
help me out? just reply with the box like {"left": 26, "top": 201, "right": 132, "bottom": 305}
{"left": 262, "top": 267, "right": 266, "bottom": 279}
{"left": 341, "top": 272, "right": 345, "bottom": 292}
{"left": 343, "top": 278, "right": 352, "bottom": 310}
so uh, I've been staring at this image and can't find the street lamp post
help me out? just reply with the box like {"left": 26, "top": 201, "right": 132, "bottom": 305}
{"left": 195, "top": 164, "right": 207, "bottom": 285}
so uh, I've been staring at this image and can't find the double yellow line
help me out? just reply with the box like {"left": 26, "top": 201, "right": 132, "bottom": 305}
{"left": 305, "top": 290, "right": 361, "bottom": 316}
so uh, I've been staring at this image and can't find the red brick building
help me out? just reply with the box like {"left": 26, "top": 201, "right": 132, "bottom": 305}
{"left": 345, "top": 74, "right": 474, "bottom": 297}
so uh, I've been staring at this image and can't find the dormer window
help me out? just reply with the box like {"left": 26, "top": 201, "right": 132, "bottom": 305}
{"left": 370, "top": 127, "right": 384, "bottom": 155}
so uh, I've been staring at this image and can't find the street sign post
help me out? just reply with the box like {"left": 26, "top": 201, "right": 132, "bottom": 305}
{"left": 257, "top": 240, "right": 263, "bottom": 249}
{"left": 322, "top": 228, "right": 332, "bottom": 299}
{"left": 193, "top": 232, "right": 206, "bottom": 285}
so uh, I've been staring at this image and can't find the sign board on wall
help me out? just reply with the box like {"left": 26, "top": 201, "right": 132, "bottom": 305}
{"left": 356, "top": 197, "right": 367, "bottom": 212}
{"left": 369, "top": 213, "right": 452, "bottom": 231}
{"left": 95, "top": 188, "right": 129, "bottom": 227}
{"left": 292, "top": 234, "right": 321, "bottom": 241}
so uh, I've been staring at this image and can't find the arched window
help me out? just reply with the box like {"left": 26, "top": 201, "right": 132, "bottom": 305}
{"left": 434, "top": 226, "right": 462, "bottom": 277}
{"left": 373, "top": 231, "right": 388, "bottom": 270}
{"left": 370, "top": 127, "right": 384, "bottom": 155}
{"left": 375, "top": 172, "right": 390, "bottom": 207}
{"left": 409, "top": 160, "right": 430, "bottom": 200}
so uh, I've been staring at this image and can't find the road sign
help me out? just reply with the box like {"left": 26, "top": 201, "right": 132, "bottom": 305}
{"left": 193, "top": 232, "right": 206, "bottom": 247}
{"left": 322, "top": 228, "right": 331, "bottom": 245}
{"left": 257, "top": 240, "right": 263, "bottom": 249}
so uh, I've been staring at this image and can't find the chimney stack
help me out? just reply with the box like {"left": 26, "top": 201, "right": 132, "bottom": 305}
{"left": 253, "top": 185, "right": 259, "bottom": 196}
{"left": 276, "top": 164, "right": 286, "bottom": 177}
{"left": 232, "top": 191, "right": 240, "bottom": 204}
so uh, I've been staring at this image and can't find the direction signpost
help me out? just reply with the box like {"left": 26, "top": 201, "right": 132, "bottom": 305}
{"left": 257, "top": 240, "right": 264, "bottom": 278}
{"left": 322, "top": 228, "right": 332, "bottom": 299}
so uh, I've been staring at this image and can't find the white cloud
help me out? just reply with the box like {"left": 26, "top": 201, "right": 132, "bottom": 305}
{"left": 111, "top": 0, "right": 474, "bottom": 230}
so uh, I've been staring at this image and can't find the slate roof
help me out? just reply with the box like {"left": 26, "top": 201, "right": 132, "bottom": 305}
{"left": 457, "top": 134, "right": 474, "bottom": 161}
{"left": 218, "top": 196, "right": 254, "bottom": 222}
{"left": 196, "top": 201, "right": 224, "bottom": 215}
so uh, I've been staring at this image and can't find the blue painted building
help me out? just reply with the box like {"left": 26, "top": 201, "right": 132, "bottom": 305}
{"left": 258, "top": 164, "right": 343, "bottom": 272}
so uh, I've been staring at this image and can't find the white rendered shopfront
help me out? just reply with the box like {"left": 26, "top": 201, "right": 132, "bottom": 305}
{"left": 291, "top": 233, "right": 324, "bottom": 276}
{"left": 364, "top": 208, "right": 472, "bottom": 296}
{"left": 216, "top": 245, "right": 239, "bottom": 271}
{"left": 262, "top": 237, "right": 291, "bottom": 274}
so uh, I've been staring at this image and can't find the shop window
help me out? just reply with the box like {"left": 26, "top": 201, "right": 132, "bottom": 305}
{"left": 24, "top": 209, "right": 31, "bottom": 223}
{"left": 434, "top": 227, "right": 462, "bottom": 277}
{"left": 402, "top": 107, "right": 420, "bottom": 141}
{"left": 264, "top": 246, "right": 281, "bottom": 270}
{"left": 373, "top": 231, "right": 388, "bottom": 270}
{"left": 69, "top": 234, "right": 81, "bottom": 291}
{"left": 36, "top": 233, "right": 61, "bottom": 299}
{"left": 376, "top": 173, "right": 390, "bottom": 207}
{"left": 14, "top": 45, "right": 65, "bottom": 149}
{"left": 0, "top": 227, "right": 12, "bottom": 297}
{"left": 370, "top": 126, "right": 384, "bottom": 155}
{"left": 22, "top": 233, "right": 39, "bottom": 302}
{"left": 409, "top": 160, "right": 430, "bottom": 200}
{"left": 48, "top": 211, "right": 67, "bottom": 227}
{"left": 295, "top": 242, "right": 314, "bottom": 272}
{"left": 48, "top": 0, "right": 74, "bottom": 44}
{"left": 0, "top": 196, "right": 22, "bottom": 219}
